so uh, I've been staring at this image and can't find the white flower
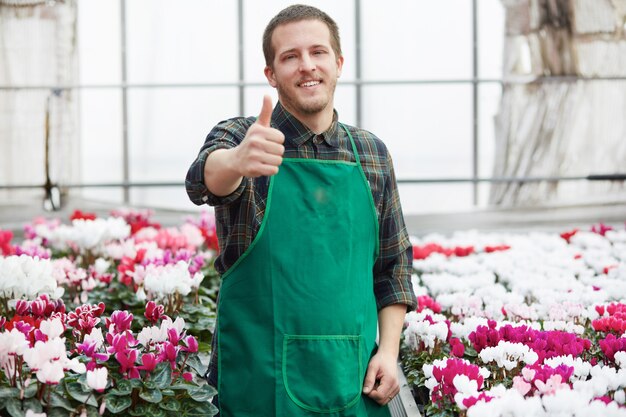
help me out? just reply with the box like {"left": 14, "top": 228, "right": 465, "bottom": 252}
{"left": 142, "top": 261, "right": 204, "bottom": 298}
{"left": 0, "top": 255, "right": 59, "bottom": 300}
{"left": 41, "top": 217, "right": 130, "bottom": 252}
{"left": 86, "top": 367, "right": 108, "bottom": 392}
{"left": 616, "top": 352, "right": 626, "bottom": 369}
{"left": 94, "top": 258, "right": 111, "bottom": 274}
{"left": 479, "top": 341, "right": 538, "bottom": 370}
{"left": 25, "top": 411, "right": 47, "bottom": 417}
{"left": 83, "top": 328, "right": 104, "bottom": 349}
{"left": 39, "top": 318, "right": 64, "bottom": 339}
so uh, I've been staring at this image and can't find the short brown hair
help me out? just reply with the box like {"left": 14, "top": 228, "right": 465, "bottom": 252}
{"left": 262, "top": 4, "right": 342, "bottom": 67}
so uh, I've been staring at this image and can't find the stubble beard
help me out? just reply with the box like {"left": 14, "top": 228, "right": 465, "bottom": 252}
{"left": 277, "top": 77, "right": 337, "bottom": 116}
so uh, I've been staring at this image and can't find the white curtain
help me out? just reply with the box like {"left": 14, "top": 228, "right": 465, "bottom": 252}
{"left": 491, "top": 0, "right": 626, "bottom": 206}
{"left": 0, "top": 0, "right": 79, "bottom": 203}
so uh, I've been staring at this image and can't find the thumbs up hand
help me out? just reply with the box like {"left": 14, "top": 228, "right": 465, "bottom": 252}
{"left": 233, "top": 95, "right": 285, "bottom": 177}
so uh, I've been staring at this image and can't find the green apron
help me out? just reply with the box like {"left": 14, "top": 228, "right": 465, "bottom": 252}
{"left": 217, "top": 125, "right": 391, "bottom": 417}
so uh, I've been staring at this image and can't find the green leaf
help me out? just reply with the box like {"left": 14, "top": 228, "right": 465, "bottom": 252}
{"left": 109, "top": 379, "right": 132, "bottom": 396}
{"left": 158, "top": 398, "right": 181, "bottom": 412}
{"left": 105, "top": 395, "right": 132, "bottom": 414}
{"left": 139, "top": 388, "right": 163, "bottom": 403}
{"left": 47, "top": 408, "right": 72, "bottom": 417}
{"left": 22, "top": 383, "right": 38, "bottom": 399}
{"left": 128, "top": 404, "right": 148, "bottom": 416}
{"left": 0, "top": 387, "right": 19, "bottom": 399}
{"left": 22, "top": 398, "right": 42, "bottom": 413}
{"left": 47, "top": 391, "right": 74, "bottom": 411}
{"left": 185, "top": 355, "right": 207, "bottom": 377}
{"left": 179, "top": 400, "right": 218, "bottom": 417}
{"left": 188, "top": 384, "right": 217, "bottom": 402}
{"left": 65, "top": 381, "right": 98, "bottom": 407}
{"left": 169, "top": 383, "right": 192, "bottom": 391}
{"left": 146, "top": 404, "right": 166, "bottom": 417}
{"left": 5, "top": 398, "right": 24, "bottom": 417}
{"left": 84, "top": 405, "right": 101, "bottom": 417}
{"left": 197, "top": 342, "right": 211, "bottom": 353}
{"left": 152, "top": 362, "right": 173, "bottom": 389}
{"left": 161, "top": 389, "right": 175, "bottom": 396}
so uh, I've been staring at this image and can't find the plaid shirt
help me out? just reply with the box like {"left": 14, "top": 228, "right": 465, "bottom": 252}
{"left": 186, "top": 102, "right": 417, "bottom": 393}
{"left": 186, "top": 102, "right": 415, "bottom": 309}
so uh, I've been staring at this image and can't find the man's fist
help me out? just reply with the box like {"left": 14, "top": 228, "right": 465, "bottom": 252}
{"left": 232, "top": 95, "right": 285, "bottom": 177}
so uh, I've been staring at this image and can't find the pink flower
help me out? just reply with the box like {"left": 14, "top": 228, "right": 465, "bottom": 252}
{"left": 106, "top": 311, "right": 133, "bottom": 334}
{"left": 534, "top": 374, "right": 566, "bottom": 395}
{"left": 182, "top": 335, "right": 199, "bottom": 353}
{"left": 138, "top": 353, "right": 158, "bottom": 372}
{"left": 115, "top": 349, "right": 140, "bottom": 379}
{"left": 159, "top": 342, "right": 179, "bottom": 370}
{"left": 182, "top": 372, "right": 193, "bottom": 382}
{"left": 512, "top": 376, "right": 532, "bottom": 396}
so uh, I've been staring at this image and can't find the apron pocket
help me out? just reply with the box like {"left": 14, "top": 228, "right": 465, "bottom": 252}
{"left": 282, "top": 334, "right": 362, "bottom": 413}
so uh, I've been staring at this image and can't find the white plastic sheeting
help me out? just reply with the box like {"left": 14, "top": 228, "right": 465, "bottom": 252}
{"left": 491, "top": 0, "right": 626, "bottom": 206}
{"left": 0, "top": 1, "right": 79, "bottom": 201}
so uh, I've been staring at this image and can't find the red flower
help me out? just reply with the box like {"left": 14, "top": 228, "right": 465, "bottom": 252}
{"left": 484, "top": 244, "right": 510, "bottom": 253}
{"left": 450, "top": 338, "right": 465, "bottom": 357}
{"left": 70, "top": 210, "right": 97, "bottom": 221}
{"left": 0, "top": 230, "right": 15, "bottom": 255}
{"left": 144, "top": 301, "right": 166, "bottom": 324}
{"left": 560, "top": 229, "right": 579, "bottom": 243}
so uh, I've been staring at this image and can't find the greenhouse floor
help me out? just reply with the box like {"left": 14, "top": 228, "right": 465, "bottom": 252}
{"left": 1, "top": 196, "right": 624, "bottom": 236}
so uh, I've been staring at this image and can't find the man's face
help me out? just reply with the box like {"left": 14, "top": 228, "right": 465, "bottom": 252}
{"left": 264, "top": 19, "right": 344, "bottom": 119}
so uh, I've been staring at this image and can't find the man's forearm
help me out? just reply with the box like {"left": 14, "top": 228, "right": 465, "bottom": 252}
{"left": 377, "top": 304, "right": 407, "bottom": 358}
{"left": 203, "top": 148, "right": 244, "bottom": 197}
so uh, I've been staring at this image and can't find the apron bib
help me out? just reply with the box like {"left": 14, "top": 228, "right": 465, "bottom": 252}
{"left": 217, "top": 125, "right": 391, "bottom": 417}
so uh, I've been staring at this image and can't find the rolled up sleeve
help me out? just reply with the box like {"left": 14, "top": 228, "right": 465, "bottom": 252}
{"left": 373, "top": 153, "right": 417, "bottom": 311}
{"left": 185, "top": 119, "right": 251, "bottom": 207}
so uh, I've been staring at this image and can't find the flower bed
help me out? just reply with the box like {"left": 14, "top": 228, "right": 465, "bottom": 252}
{"left": 3, "top": 209, "right": 626, "bottom": 417}
{"left": 403, "top": 223, "right": 626, "bottom": 416}
{"left": 0, "top": 209, "right": 220, "bottom": 416}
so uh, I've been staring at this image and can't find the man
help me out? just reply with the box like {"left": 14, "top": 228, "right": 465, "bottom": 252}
{"left": 186, "top": 4, "right": 416, "bottom": 416}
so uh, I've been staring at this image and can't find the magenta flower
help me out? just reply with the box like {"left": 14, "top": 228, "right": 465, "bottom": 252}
{"left": 159, "top": 342, "right": 179, "bottom": 370}
{"left": 137, "top": 352, "right": 159, "bottom": 373}
{"left": 115, "top": 348, "right": 139, "bottom": 379}
{"left": 181, "top": 335, "right": 198, "bottom": 353}
{"left": 144, "top": 301, "right": 165, "bottom": 324}
{"left": 105, "top": 311, "right": 134, "bottom": 334}
{"left": 450, "top": 338, "right": 465, "bottom": 358}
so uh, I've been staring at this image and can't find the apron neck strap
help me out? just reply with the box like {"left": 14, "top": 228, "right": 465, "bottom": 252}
{"left": 339, "top": 123, "right": 360, "bottom": 165}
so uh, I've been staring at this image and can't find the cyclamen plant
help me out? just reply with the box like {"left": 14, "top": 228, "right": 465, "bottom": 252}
{"left": 403, "top": 222, "right": 626, "bottom": 417}
{"left": 0, "top": 209, "right": 221, "bottom": 417}
{"left": 0, "top": 296, "right": 217, "bottom": 416}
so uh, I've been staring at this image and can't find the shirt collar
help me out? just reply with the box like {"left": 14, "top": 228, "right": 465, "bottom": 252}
{"left": 272, "top": 101, "right": 340, "bottom": 148}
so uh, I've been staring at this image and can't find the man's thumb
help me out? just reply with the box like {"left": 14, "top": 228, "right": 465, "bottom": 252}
{"left": 257, "top": 95, "right": 273, "bottom": 127}
{"left": 362, "top": 366, "right": 377, "bottom": 394}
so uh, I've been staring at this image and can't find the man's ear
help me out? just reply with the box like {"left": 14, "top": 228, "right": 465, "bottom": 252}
{"left": 264, "top": 66, "right": 277, "bottom": 88}
{"left": 336, "top": 55, "right": 344, "bottom": 78}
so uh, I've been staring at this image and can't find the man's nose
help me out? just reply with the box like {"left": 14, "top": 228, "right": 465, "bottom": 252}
{"left": 299, "top": 55, "right": 316, "bottom": 72}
